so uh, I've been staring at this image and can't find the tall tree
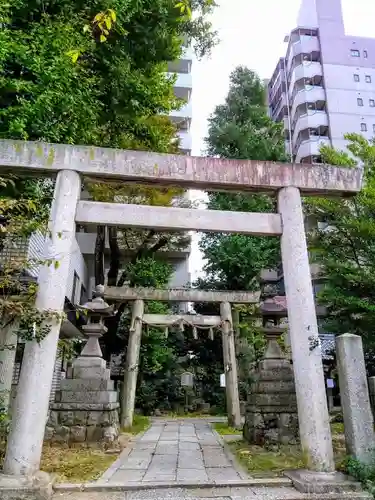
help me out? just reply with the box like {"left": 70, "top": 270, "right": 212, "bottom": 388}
{"left": 305, "top": 133, "right": 375, "bottom": 360}
{"left": 197, "top": 66, "right": 286, "bottom": 292}
{"left": 0, "top": 0, "right": 218, "bottom": 287}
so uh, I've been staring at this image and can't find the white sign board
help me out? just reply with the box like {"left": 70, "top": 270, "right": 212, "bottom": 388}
{"left": 181, "top": 371, "right": 194, "bottom": 387}
{"left": 326, "top": 378, "right": 335, "bottom": 389}
{"left": 220, "top": 373, "right": 226, "bottom": 388}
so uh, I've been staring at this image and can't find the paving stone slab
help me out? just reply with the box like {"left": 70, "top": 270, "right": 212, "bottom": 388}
{"left": 179, "top": 442, "right": 201, "bottom": 451}
{"left": 206, "top": 467, "right": 241, "bottom": 482}
{"left": 176, "top": 468, "right": 209, "bottom": 482}
{"left": 119, "top": 456, "right": 152, "bottom": 470}
{"left": 109, "top": 469, "right": 146, "bottom": 482}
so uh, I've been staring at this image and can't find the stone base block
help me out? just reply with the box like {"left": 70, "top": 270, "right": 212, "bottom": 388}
{"left": 0, "top": 472, "right": 54, "bottom": 500}
{"left": 284, "top": 469, "right": 364, "bottom": 494}
{"left": 45, "top": 405, "right": 120, "bottom": 446}
{"left": 244, "top": 411, "right": 299, "bottom": 446}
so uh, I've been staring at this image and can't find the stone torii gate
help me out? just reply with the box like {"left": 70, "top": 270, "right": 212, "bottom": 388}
{"left": 104, "top": 286, "right": 261, "bottom": 429}
{"left": 0, "top": 140, "right": 362, "bottom": 480}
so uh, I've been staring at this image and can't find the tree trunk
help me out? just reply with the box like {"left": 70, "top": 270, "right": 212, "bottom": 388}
{"left": 107, "top": 227, "right": 121, "bottom": 286}
{"left": 95, "top": 225, "right": 105, "bottom": 286}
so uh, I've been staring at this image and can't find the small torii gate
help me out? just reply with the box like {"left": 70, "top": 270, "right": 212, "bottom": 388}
{"left": 0, "top": 140, "right": 362, "bottom": 478}
{"left": 104, "top": 286, "right": 261, "bottom": 429}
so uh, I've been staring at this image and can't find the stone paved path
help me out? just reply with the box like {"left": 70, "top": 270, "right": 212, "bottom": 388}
{"left": 100, "top": 420, "right": 248, "bottom": 484}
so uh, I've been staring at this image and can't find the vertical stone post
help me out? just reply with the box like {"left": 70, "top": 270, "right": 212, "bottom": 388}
{"left": 220, "top": 302, "right": 241, "bottom": 429}
{"left": 0, "top": 320, "right": 18, "bottom": 412}
{"left": 336, "top": 333, "right": 375, "bottom": 464}
{"left": 121, "top": 299, "right": 144, "bottom": 428}
{"left": 4, "top": 170, "right": 81, "bottom": 476}
{"left": 278, "top": 186, "right": 335, "bottom": 472}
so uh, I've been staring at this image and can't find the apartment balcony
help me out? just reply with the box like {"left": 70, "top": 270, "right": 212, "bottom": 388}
{"left": 291, "top": 86, "right": 325, "bottom": 121}
{"left": 292, "top": 110, "right": 329, "bottom": 145}
{"left": 178, "top": 129, "right": 192, "bottom": 154}
{"left": 286, "top": 34, "right": 320, "bottom": 73}
{"left": 295, "top": 136, "right": 330, "bottom": 163}
{"left": 168, "top": 72, "right": 192, "bottom": 101}
{"left": 168, "top": 46, "right": 193, "bottom": 74}
{"left": 169, "top": 101, "right": 193, "bottom": 123}
{"left": 271, "top": 94, "right": 287, "bottom": 121}
{"left": 289, "top": 61, "right": 323, "bottom": 97}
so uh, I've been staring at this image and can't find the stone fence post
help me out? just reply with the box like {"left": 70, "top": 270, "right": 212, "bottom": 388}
{"left": 336, "top": 333, "right": 375, "bottom": 464}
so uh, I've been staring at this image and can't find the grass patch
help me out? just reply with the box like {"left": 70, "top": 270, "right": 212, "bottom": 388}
{"left": 123, "top": 415, "right": 150, "bottom": 435}
{"left": 40, "top": 446, "right": 118, "bottom": 483}
{"left": 229, "top": 425, "right": 348, "bottom": 478}
{"left": 230, "top": 442, "right": 304, "bottom": 477}
{"left": 331, "top": 422, "right": 345, "bottom": 434}
{"left": 213, "top": 422, "right": 242, "bottom": 436}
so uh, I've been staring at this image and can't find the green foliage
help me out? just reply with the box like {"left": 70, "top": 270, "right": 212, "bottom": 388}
{"left": 0, "top": 0, "right": 217, "bottom": 149}
{"left": 344, "top": 455, "right": 375, "bottom": 497}
{"left": 196, "top": 67, "right": 285, "bottom": 400}
{"left": 305, "top": 134, "right": 375, "bottom": 359}
{"left": 198, "top": 67, "right": 286, "bottom": 293}
{"left": 123, "top": 415, "right": 150, "bottom": 435}
{"left": 213, "top": 422, "right": 242, "bottom": 435}
{"left": 122, "top": 258, "right": 172, "bottom": 288}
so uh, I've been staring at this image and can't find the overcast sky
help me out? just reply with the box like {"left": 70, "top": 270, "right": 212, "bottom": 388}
{"left": 188, "top": 0, "right": 375, "bottom": 282}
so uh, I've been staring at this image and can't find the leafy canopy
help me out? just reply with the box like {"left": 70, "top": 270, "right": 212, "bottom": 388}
{"left": 306, "top": 134, "right": 375, "bottom": 350}
{"left": 198, "top": 66, "right": 286, "bottom": 292}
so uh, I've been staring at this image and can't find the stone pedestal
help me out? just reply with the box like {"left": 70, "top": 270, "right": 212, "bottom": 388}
{"left": 45, "top": 287, "right": 120, "bottom": 446}
{"left": 244, "top": 332, "right": 299, "bottom": 446}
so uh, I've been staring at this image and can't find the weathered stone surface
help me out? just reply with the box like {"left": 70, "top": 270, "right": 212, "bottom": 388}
{"left": 60, "top": 390, "right": 118, "bottom": 404}
{"left": 59, "top": 411, "right": 74, "bottom": 426}
{"left": 0, "top": 139, "right": 362, "bottom": 195}
{"left": 244, "top": 335, "right": 299, "bottom": 447}
{"left": 52, "top": 426, "right": 70, "bottom": 444}
{"left": 336, "top": 334, "right": 375, "bottom": 464}
{"left": 72, "top": 366, "right": 109, "bottom": 380}
{"left": 50, "top": 402, "right": 119, "bottom": 411}
{"left": 70, "top": 426, "right": 87, "bottom": 443}
{"left": 87, "top": 411, "right": 102, "bottom": 426}
{"left": 73, "top": 411, "right": 88, "bottom": 426}
{"left": 60, "top": 379, "right": 114, "bottom": 391}
{"left": 103, "top": 426, "right": 118, "bottom": 443}
{"left": 248, "top": 393, "right": 297, "bottom": 407}
{"left": 44, "top": 426, "right": 54, "bottom": 441}
{"left": 86, "top": 426, "right": 104, "bottom": 442}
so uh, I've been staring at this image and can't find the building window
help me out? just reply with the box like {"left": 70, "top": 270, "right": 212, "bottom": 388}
{"left": 370, "top": 99, "right": 375, "bottom": 107}
{"left": 351, "top": 49, "right": 360, "bottom": 57}
{"left": 361, "top": 123, "right": 367, "bottom": 132}
{"left": 366, "top": 75, "right": 372, "bottom": 83}
{"left": 357, "top": 97, "right": 364, "bottom": 106}
{"left": 364, "top": 50, "right": 368, "bottom": 58}
{"left": 354, "top": 74, "right": 360, "bottom": 82}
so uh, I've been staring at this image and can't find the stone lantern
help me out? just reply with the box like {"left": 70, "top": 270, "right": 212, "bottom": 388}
{"left": 79, "top": 285, "right": 113, "bottom": 362}
{"left": 46, "top": 285, "right": 120, "bottom": 447}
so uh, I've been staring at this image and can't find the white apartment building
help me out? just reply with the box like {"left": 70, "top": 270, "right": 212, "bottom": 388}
{"left": 168, "top": 46, "right": 193, "bottom": 155}
{"left": 268, "top": 0, "right": 375, "bottom": 163}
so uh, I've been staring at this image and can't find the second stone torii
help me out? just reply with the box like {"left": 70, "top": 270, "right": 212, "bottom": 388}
{"left": 115, "top": 294, "right": 243, "bottom": 430}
